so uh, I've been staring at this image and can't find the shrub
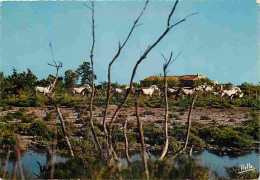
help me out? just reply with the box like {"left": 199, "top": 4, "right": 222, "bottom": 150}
{"left": 142, "top": 125, "right": 164, "bottom": 145}
{"left": 29, "top": 120, "right": 52, "bottom": 141}
{"left": 44, "top": 112, "right": 57, "bottom": 121}
{"left": 199, "top": 126, "right": 253, "bottom": 148}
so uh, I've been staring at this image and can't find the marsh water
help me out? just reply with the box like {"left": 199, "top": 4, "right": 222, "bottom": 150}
{"left": 2, "top": 149, "right": 259, "bottom": 178}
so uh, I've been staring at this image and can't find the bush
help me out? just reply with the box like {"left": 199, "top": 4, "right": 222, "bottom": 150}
{"left": 44, "top": 112, "right": 57, "bottom": 121}
{"left": 29, "top": 120, "right": 52, "bottom": 140}
{"left": 199, "top": 126, "right": 253, "bottom": 148}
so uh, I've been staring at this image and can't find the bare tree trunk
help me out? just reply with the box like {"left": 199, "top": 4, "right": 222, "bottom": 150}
{"left": 183, "top": 95, "right": 196, "bottom": 149}
{"left": 88, "top": 1, "right": 103, "bottom": 154}
{"left": 171, "top": 95, "right": 196, "bottom": 157}
{"left": 47, "top": 43, "right": 74, "bottom": 158}
{"left": 159, "top": 63, "right": 169, "bottom": 160}
{"left": 57, "top": 104, "right": 74, "bottom": 157}
{"left": 108, "top": 0, "right": 197, "bottom": 140}
{"left": 103, "top": 0, "right": 149, "bottom": 149}
{"left": 136, "top": 97, "right": 149, "bottom": 179}
{"left": 123, "top": 118, "right": 131, "bottom": 164}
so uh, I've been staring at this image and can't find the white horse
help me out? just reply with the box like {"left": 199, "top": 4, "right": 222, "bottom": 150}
{"left": 220, "top": 86, "right": 242, "bottom": 99}
{"left": 220, "top": 89, "right": 238, "bottom": 99}
{"left": 167, "top": 87, "right": 178, "bottom": 96}
{"left": 141, "top": 85, "right": 159, "bottom": 97}
{"left": 204, "top": 85, "right": 214, "bottom": 92}
{"left": 233, "top": 92, "right": 244, "bottom": 99}
{"left": 111, "top": 88, "right": 129, "bottom": 97}
{"left": 180, "top": 87, "right": 195, "bottom": 96}
{"left": 71, "top": 84, "right": 91, "bottom": 96}
{"left": 34, "top": 85, "right": 51, "bottom": 96}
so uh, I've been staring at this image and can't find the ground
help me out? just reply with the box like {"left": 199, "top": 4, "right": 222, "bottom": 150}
{"left": 0, "top": 105, "right": 251, "bottom": 150}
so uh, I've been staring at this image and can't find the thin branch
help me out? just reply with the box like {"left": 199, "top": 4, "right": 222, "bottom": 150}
{"left": 102, "top": 0, "right": 150, "bottom": 156}
{"left": 88, "top": 1, "right": 103, "bottom": 154}
{"left": 108, "top": 0, "right": 196, "bottom": 135}
{"left": 82, "top": 3, "right": 93, "bottom": 11}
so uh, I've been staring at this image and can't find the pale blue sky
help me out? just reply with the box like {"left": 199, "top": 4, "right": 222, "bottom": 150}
{"left": 1, "top": 0, "right": 259, "bottom": 85}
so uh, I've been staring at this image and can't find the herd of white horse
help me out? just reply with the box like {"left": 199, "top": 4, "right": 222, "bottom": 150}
{"left": 34, "top": 83, "right": 244, "bottom": 100}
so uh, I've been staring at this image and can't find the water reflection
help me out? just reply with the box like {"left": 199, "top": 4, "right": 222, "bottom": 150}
{"left": 3, "top": 150, "right": 68, "bottom": 178}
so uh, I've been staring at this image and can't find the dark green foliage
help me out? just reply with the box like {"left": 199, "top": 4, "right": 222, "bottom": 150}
{"left": 142, "top": 125, "right": 164, "bottom": 145}
{"left": 199, "top": 126, "right": 253, "bottom": 148}
{"left": 44, "top": 112, "right": 57, "bottom": 121}
{"left": 234, "top": 115, "right": 260, "bottom": 141}
{"left": 64, "top": 69, "right": 79, "bottom": 88}
{"left": 29, "top": 120, "right": 53, "bottom": 141}
{"left": 76, "top": 61, "right": 96, "bottom": 84}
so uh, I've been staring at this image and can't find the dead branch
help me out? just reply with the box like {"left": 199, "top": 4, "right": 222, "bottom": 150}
{"left": 169, "top": 95, "right": 197, "bottom": 158}
{"left": 108, "top": 0, "right": 197, "bottom": 148}
{"left": 159, "top": 51, "right": 182, "bottom": 160}
{"left": 88, "top": 1, "right": 103, "bottom": 154}
{"left": 47, "top": 42, "right": 74, "bottom": 158}
{"left": 136, "top": 96, "right": 149, "bottom": 179}
{"left": 103, "top": 0, "right": 149, "bottom": 143}
{"left": 159, "top": 52, "right": 172, "bottom": 160}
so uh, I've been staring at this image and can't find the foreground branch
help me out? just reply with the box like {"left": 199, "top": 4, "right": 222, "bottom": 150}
{"left": 136, "top": 97, "right": 149, "bottom": 179}
{"left": 47, "top": 42, "right": 74, "bottom": 157}
{"left": 108, "top": 0, "right": 196, "bottom": 147}
{"left": 88, "top": 1, "right": 103, "bottom": 154}
{"left": 103, "top": 0, "right": 149, "bottom": 143}
{"left": 169, "top": 95, "right": 196, "bottom": 158}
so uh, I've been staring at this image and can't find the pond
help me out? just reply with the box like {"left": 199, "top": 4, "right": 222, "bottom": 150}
{"left": 2, "top": 149, "right": 259, "bottom": 178}
{"left": 193, "top": 150, "right": 259, "bottom": 177}
{"left": 121, "top": 150, "right": 259, "bottom": 177}
{"left": 2, "top": 150, "right": 68, "bottom": 179}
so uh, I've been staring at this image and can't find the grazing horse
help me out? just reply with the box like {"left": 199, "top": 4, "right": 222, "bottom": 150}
{"left": 111, "top": 87, "right": 129, "bottom": 97}
{"left": 233, "top": 92, "right": 244, "bottom": 99}
{"left": 180, "top": 87, "right": 195, "bottom": 96}
{"left": 35, "top": 85, "right": 51, "bottom": 96}
{"left": 204, "top": 86, "right": 214, "bottom": 92}
{"left": 82, "top": 86, "right": 99, "bottom": 97}
{"left": 167, "top": 87, "right": 178, "bottom": 97}
{"left": 70, "top": 84, "right": 91, "bottom": 97}
{"left": 220, "top": 89, "right": 238, "bottom": 99}
{"left": 136, "top": 85, "right": 159, "bottom": 97}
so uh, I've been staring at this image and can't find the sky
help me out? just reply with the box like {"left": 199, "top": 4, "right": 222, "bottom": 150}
{"left": 1, "top": 0, "right": 259, "bottom": 85}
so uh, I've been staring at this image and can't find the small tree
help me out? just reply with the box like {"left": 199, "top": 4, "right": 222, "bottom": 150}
{"left": 76, "top": 61, "right": 96, "bottom": 84}
{"left": 64, "top": 69, "right": 79, "bottom": 88}
{"left": 25, "top": 69, "right": 38, "bottom": 89}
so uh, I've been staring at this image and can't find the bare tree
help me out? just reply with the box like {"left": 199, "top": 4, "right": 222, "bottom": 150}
{"left": 108, "top": 0, "right": 197, "bottom": 151}
{"left": 86, "top": 1, "right": 103, "bottom": 154}
{"left": 102, "top": 0, "right": 149, "bottom": 142}
{"left": 47, "top": 42, "right": 74, "bottom": 157}
{"left": 170, "top": 94, "right": 197, "bottom": 158}
{"left": 159, "top": 52, "right": 182, "bottom": 160}
{"left": 136, "top": 96, "right": 149, "bottom": 179}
